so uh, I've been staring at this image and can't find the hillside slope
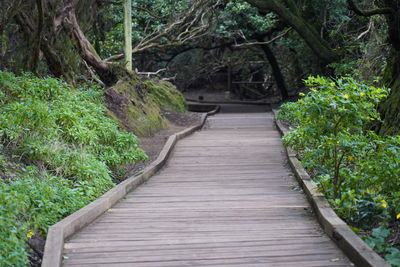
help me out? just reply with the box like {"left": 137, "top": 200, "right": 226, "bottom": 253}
{"left": 0, "top": 72, "right": 187, "bottom": 266}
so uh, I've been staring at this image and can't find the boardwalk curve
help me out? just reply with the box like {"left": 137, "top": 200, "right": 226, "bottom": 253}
{"left": 62, "top": 112, "right": 352, "bottom": 266}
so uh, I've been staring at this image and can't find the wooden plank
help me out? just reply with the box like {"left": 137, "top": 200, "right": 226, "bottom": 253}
{"left": 62, "top": 112, "right": 353, "bottom": 267}
{"left": 63, "top": 253, "right": 349, "bottom": 266}
{"left": 63, "top": 249, "right": 346, "bottom": 264}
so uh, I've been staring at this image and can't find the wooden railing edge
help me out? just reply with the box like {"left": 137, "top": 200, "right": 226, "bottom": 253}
{"left": 41, "top": 107, "right": 220, "bottom": 267}
{"left": 272, "top": 109, "right": 389, "bottom": 267}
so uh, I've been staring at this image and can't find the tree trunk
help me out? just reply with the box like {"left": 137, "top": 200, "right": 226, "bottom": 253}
{"left": 245, "top": 0, "right": 339, "bottom": 65}
{"left": 375, "top": 1, "right": 400, "bottom": 134}
{"left": 32, "top": 0, "right": 44, "bottom": 75}
{"left": 378, "top": 50, "right": 400, "bottom": 135}
{"left": 258, "top": 42, "right": 289, "bottom": 100}
{"left": 14, "top": 12, "right": 74, "bottom": 80}
{"left": 124, "top": 0, "right": 132, "bottom": 71}
{"left": 68, "top": 11, "right": 123, "bottom": 85}
{"left": 346, "top": 0, "right": 400, "bottom": 134}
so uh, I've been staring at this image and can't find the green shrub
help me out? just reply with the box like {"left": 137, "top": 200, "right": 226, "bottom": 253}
{"left": 0, "top": 72, "right": 147, "bottom": 265}
{"left": 0, "top": 172, "right": 88, "bottom": 266}
{"left": 280, "top": 76, "right": 400, "bottom": 264}
{"left": 277, "top": 101, "right": 301, "bottom": 126}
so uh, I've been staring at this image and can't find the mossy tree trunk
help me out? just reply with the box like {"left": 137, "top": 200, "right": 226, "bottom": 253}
{"left": 68, "top": 10, "right": 123, "bottom": 85}
{"left": 347, "top": 0, "right": 400, "bottom": 134}
{"left": 14, "top": 12, "right": 75, "bottom": 81}
{"left": 377, "top": 1, "right": 400, "bottom": 134}
{"left": 378, "top": 50, "right": 400, "bottom": 135}
{"left": 13, "top": 0, "right": 128, "bottom": 85}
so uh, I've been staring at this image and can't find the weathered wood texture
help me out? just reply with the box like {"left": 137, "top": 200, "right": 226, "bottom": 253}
{"left": 63, "top": 113, "right": 353, "bottom": 266}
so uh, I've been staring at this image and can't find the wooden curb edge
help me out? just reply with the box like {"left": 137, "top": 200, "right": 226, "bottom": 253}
{"left": 186, "top": 98, "right": 271, "bottom": 105}
{"left": 272, "top": 109, "right": 389, "bottom": 267}
{"left": 41, "top": 107, "right": 220, "bottom": 267}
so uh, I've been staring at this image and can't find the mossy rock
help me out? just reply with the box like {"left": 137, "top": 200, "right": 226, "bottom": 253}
{"left": 105, "top": 77, "right": 168, "bottom": 137}
{"left": 145, "top": 78, "right": 187, "bottom": 113}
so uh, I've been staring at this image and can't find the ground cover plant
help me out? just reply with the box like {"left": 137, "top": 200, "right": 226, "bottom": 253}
{"left": 0, "top": 72, "right": 147, "bottom": 266}
{"left": 278, "top": 76, "right": 400, "bottom": 266}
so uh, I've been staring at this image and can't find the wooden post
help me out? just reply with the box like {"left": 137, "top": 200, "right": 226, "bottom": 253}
{"left": 227, "top": 63, "right": 232, "bottom": 92}
{"left": 124, "top": 0, "right": 132, "bottom": 71}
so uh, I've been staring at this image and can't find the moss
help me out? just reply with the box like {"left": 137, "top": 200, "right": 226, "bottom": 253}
{"left": 105, "top": 75, "right": 188, "bottom": 137}
{"left": 145, "top": 78, "right": 187, "bottom": 113}
{"left": 106, "top": 77, "right": 168, "bottom": 137}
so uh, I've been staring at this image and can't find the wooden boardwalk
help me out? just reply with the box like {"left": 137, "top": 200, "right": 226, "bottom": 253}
{"left": 63, "top": 113, "right": 353, "bottom": 267}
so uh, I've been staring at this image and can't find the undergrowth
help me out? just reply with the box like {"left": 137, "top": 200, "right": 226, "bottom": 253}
{"left": 0, "top": 72, "right": 147, "bottom": 266}
{"left": 278, "top": 76, "right": 400, "bottom": 266}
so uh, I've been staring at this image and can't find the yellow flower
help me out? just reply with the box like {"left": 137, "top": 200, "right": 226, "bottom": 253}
{"left": 397, "top": 213, "right": 400, "bottom": 220}
{"left": 348, "top": 155, "right": 354, "bottom": 161}
{"left": 343, "top": 94, "right": 350, "bottom": 99}
{"left": 27, "top": 231, "right": 34, "bottom": 239}
{"left": 360, "top": 92, "right": 365, "bottom": 97}
{"left": 381, "top": 200, "right": 388, "bottom": 208}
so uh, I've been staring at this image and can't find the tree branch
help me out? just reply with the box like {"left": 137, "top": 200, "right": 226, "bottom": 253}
{"left": 103, "top": 0, "right": 221, "bottom": 65}
{"left": 53, "top": 0, "right": 79, "bottom": 32}
{"left": 61, "top": 0, "right": 124, "bottom": 85}
{"left": 233, "top": 28, "right": 292, "bottom": 48}
{"left": 130, "top": 0, "right": 216, "bottom": 54}
{"left": 346, "top": 0, "right": 394, "bottom": 17}
{"left": 99, "top": 0, "right": 166, "bottom": 19}
{"left": 136, "top": 68, "right": 166, "bottom": 77}
{"left": 131, "top": 6, "right": 166, "bottom": 20}
{"left": 357, "top": 20, "right": 373, "bottom": 40}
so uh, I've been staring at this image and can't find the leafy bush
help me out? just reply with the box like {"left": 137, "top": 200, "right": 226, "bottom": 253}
{"left": 0, "top": 173, "right": 86, "bottom": 266}
{"left": 363, "top": 226, "right": 400, "bottom": 266}
{"left": 280, "top": 76, "right": 400, "bottom": 264}
{"left": 277, "top": 101, "right": 301, "bottom": 126}
{"left": 0, "top": 72, "right": 147, "bottom": 265}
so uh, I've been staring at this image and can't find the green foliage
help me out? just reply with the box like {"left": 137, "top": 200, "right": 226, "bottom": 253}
{"left": 363, "top": 226, "right": 400, "bottom": 267}
{"left": 0, "top": 72, "right": 147, "bottom": 265}
{"left": 277, "top": 102, "right": 301, "bottom": 126}
{"left": 0, "top": 171, "right": 89, "bottom": 266}
{"left": 97, "top": 0, "right": 191, "bottom": 57}
{"left": 216, "top": 0, "right": 277, "bottom": 39}
{"left": 280, "top": 76, "right": 399, "bottom": 263}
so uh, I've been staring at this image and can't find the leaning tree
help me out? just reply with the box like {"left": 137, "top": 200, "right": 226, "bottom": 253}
{"left": 5, "top": 0, "right": 218, "bottom": 85}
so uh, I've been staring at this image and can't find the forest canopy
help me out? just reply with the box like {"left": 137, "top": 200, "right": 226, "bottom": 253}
{"left": 1, "top": 0, "right": 399, "bottom": 133}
